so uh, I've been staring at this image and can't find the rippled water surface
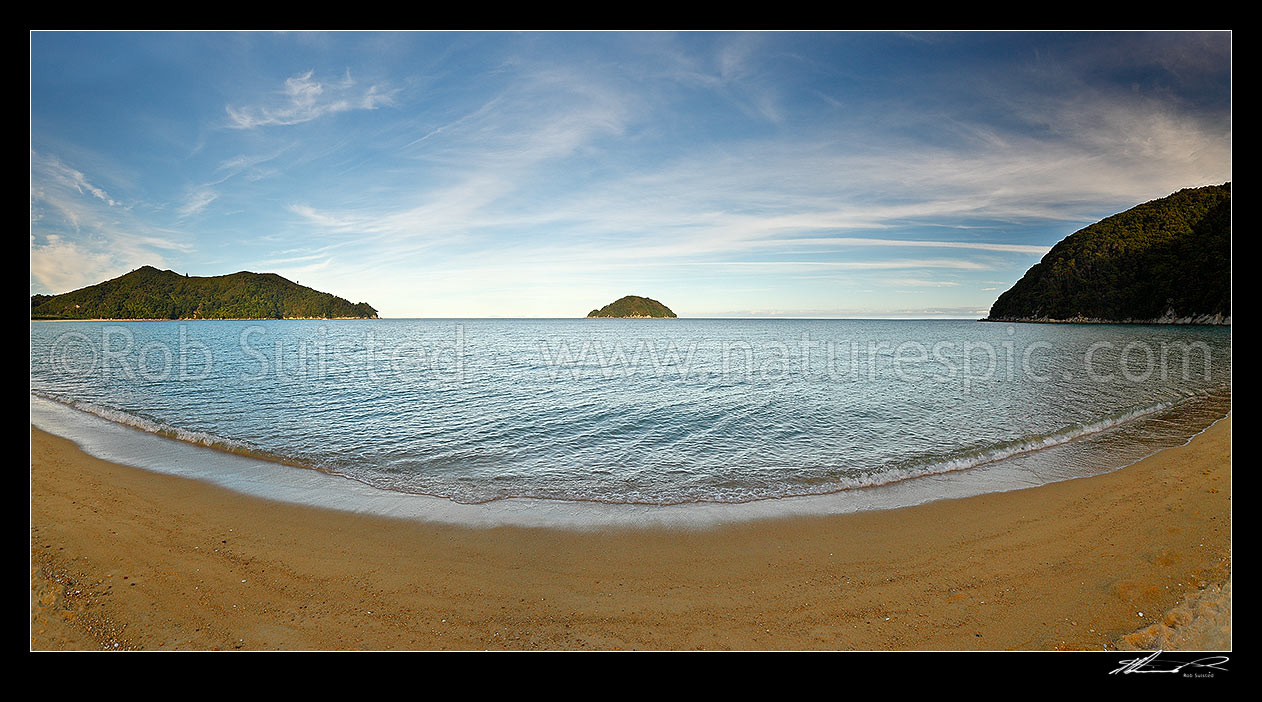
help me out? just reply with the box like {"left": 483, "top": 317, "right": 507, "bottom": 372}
{"left": 30, "top": 319, "right": 1231, "bottom": 505}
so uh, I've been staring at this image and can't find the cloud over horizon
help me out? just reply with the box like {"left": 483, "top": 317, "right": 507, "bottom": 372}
{"left": 225, "top": 69, "right": 396, "bottom": 129}
{"left": 30, "top": 31, "right": 1231, "bottom": 316}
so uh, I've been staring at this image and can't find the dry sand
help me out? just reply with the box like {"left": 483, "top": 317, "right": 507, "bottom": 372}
{"left": 30, "top": 416, "right": 1230, "bottom": 651}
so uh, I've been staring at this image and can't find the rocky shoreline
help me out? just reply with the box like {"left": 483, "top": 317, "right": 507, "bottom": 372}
{"left": 983, "top": 313, "right": 1230, "bottom": 326}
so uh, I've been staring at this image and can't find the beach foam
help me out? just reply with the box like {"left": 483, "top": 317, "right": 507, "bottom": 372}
{"left": 30, "top": 391, "right": 1229, "bottom": 529}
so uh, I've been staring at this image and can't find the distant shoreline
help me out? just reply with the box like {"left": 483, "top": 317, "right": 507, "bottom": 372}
{"left": 30, "top": 316, "right": 378, "bottom": 322}
{"left": 30, "top": 316, "right": 1234, "bottom": 323}
{"left": 982, "top": 316, "right": 1231, "bottom": 326}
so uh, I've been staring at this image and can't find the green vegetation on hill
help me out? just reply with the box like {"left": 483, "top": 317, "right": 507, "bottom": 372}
{"left": 586, "top": 295, "right": 677, "bottom": 318}
{"left": 986, "top": 183, "right": 1231, "bottom": 323}
{"left": 31, "top": 266, "right": 379, "bottom": 320}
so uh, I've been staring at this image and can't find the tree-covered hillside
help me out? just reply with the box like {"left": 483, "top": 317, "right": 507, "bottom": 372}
{"left": 31, "top": 266, "right": 379, "bottom": 320}
{"left": 986, "top": 184, "right": 1230, "bottom": 323}
{"left": 587, "top": 295, "right": 677, "bottom": 318}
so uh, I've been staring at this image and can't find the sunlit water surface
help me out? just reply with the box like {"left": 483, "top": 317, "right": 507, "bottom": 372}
{"left": 30, "top": 319, "right": 1230, "bottom": 515}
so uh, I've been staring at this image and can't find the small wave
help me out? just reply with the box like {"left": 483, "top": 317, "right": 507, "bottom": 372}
{"left": 817, "top": 400, "right": 1181, "bottom": 494}
{"left": 29, "top": 390, "right": 325, "bottom": 473}
{"left": 419, "top": 392, "right": 1226, "bottom": 506}
{"left": 29, "top": 386, "right": 1229, "bottom": 508}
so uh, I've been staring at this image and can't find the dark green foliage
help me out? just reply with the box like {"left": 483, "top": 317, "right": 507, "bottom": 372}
{"left": 586, "top": 295, "right": 677, "bottom": 318}
{"left": 30, "top": 266, "right": 379, "bottom": 320}
{"left": 986, "top": 184, "right": 1231, "bottom": 322}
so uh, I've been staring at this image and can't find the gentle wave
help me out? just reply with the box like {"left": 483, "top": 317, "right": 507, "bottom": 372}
{"left": 29, "top": 390, "right": 333, "bottom": 475}
{"left": 30, "top": 319, "right": 1232, "bottom": 507}
{"left": 820, "top": 400, "right": 1179, "bottom": 493}
{"left": 28, "top": 386, "right": 1227, "bottom": 507}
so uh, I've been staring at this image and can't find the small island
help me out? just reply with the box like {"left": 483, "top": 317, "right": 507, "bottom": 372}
{"left": 985, "top": 183, "right": 1230, "bottom": 325}
{"left": 31, "top": 266, "right": 379, "bottom": 320}
{"left": 586, "top": 295, "right": 677, "bottom": 318}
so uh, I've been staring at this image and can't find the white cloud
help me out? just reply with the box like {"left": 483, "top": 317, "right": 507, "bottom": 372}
{"left": 30, "top": 151, "right": 192, "bottom": 293}
{"left": 29, "top": 232, "right": 179, "bottom": 294}
{"left": 676, "top": 259, "right": 992, "bottom": 270}
{"left": 178, "top": 187, "right": 219, "bottom": 218}
{"left": 30, "top": 234, "right": 121, "bottom": 293}
{"left": 32, "top": 35, "right": 1227, "bottom": 317}
{"left": 775, "top": 237, "right": 1051, "bottom": 255}
{"left": 273, "top": 62, "right": 1228, "bottom": 316}
{"left": 216, "top": 150, "right": 285, "bottom": 177}
{"left": 886, "top": 278, "right": 963, "bottom": 287}
{"left": 225, "top": 69, "right": 396, "bottom": 129}
{"left": 31, "top": 151, "right": 120, "bottom": 212}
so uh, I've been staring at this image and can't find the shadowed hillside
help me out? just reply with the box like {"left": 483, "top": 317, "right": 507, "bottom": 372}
{"left": 31, "top": 266, "right": 378, "bottom": 320}
{"left": 986, "top": 183, "right": 1230, "bottom": 324}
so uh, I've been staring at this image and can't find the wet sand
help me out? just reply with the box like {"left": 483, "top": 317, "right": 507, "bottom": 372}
{"left": 30, "top": 416, "right": 1230, "bottom": 650}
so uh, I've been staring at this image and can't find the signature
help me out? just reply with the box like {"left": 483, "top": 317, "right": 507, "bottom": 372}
{"left": 1110, "top": 650, "right": 1229, "bottom": 675}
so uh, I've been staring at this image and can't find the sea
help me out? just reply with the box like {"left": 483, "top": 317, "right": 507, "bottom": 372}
{"left": 29, "top": 319, "right": 1231, "bottom": 527}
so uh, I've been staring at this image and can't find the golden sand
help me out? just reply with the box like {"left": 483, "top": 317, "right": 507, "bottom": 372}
{"left": 30, "top": 416, "right": 1230, "bottom": 650}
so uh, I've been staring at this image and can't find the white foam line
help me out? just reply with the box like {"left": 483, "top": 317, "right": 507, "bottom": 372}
{"left": 31, "top": 391, "right": 252, "bottom": 453}
{"left": 28, "top": 393, "right": 1225, "bottom": 530}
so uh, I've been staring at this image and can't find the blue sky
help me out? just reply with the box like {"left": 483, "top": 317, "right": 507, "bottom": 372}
{"left": 30, "top": 31, "right": 1231, "bottom": 317}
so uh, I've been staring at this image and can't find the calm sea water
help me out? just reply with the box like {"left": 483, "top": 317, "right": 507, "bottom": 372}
{"left": 29, "top": 319, "right": 1231, "bottom": 507}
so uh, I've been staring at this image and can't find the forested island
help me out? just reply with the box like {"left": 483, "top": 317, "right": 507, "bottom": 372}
{"left": 985, "top": 183, "right": 1230, "bottom": 325}
{"left": 31, "top": 266, "right": 378, "bottom": 320}
{"left": 586, "top": 295, "right": 677, "bottom": 318}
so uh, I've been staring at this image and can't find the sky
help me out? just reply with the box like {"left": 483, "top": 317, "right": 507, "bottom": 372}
{"left": 29, "top": 31, "right": 1231, "bottom": 318}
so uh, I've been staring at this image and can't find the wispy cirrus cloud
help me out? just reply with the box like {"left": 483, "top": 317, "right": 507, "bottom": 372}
{"left": 31, "top": 32, "right": 1229, "bottom": 316}
{"left": 30, "top": 150, "right": 191, "bottom": 293}
{"left": 29, "top": 226, "right": 191, "bottom": 294}
{"left": 225, "top": 69, "right": 396, "bottom": 129}
{"left": 170, "top": 149, "right": 290, "bottom": 221}
{"left": 215, "top": 149, "right": 287, "bottom": 181}
{"left": 29, "top": 233, "right": 139, "bottom": 294}
{"left": 48, "top": 155, "right": 118, "bottom": 206}
{"left": 665, "top": 259, "right": 993, "bottom": 270}
{"left": 284, "top": 83, "right": 1206, "bottom": 280}
{"left": 30, "top": 151, "right": 121, "bottom": 223}
{"left": 773, "top": 237, "right": 1050, "bottom": 255}
{"left": 177, "top": 187, "right": 219, "bottom": 218}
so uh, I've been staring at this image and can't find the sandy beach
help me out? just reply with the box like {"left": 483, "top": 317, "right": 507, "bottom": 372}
{"left": 30, "top": 416, "right": 1230, "bottom": 651}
